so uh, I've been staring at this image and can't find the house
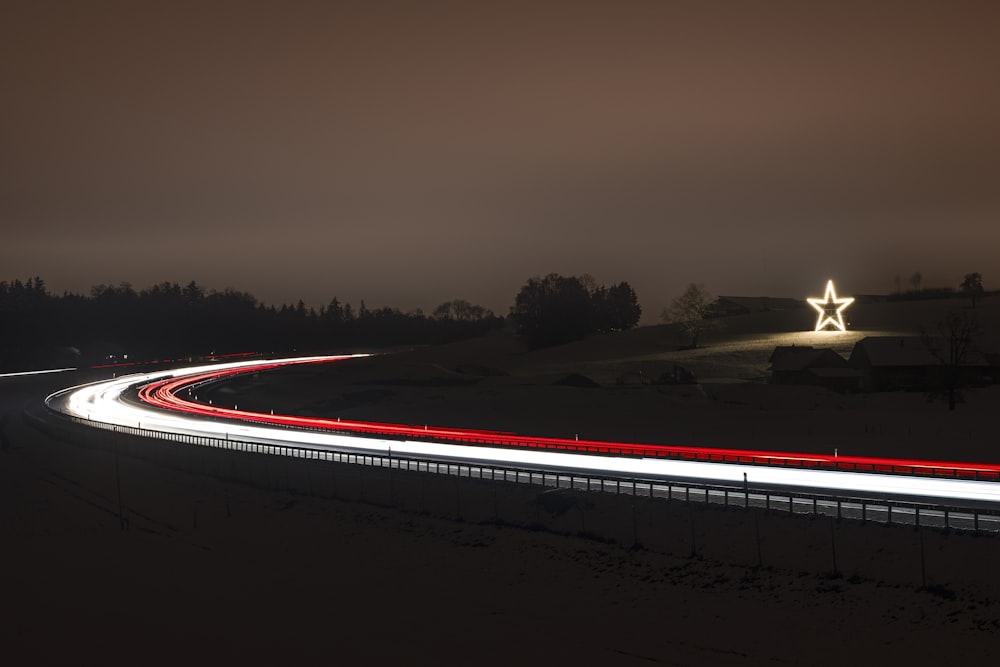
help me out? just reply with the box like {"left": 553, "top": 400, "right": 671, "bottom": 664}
{"left": 768, "top": 345, "right": 861, "bottom": 391}
{"left": 848, "top": 336, "right": 990, "bottom": 391}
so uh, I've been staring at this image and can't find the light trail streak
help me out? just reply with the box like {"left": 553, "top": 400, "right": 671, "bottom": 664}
{"left": 0, "top": 367, "right": 77, "bottom": 379}
{"left": 46, "top": 355, "right": 1000, "bottom": 506}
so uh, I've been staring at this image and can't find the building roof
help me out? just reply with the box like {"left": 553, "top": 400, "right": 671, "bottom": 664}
{"left": 849, "top": 336, "right": 989, "bottom": 368}
{"left": 807, "top": 367, "right": 864, "bottom": 378}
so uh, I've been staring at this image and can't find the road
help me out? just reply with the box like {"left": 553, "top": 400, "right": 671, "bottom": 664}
{"left": 41, "top": 354, "right": 1000, "bottom": 511}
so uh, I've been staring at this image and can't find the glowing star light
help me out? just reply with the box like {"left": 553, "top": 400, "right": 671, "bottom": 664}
{"left": 807, "top": 280, "right": 854, "bottom": 331}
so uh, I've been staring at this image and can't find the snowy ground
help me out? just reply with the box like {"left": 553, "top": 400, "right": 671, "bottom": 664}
{"left": 6, "top": 413, "right": 1000, "bottom": 666}
{"left": 6, "top": 297, "right": 1000, "bottom": 664}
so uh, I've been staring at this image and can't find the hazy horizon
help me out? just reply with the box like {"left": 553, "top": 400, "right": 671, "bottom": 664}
{"left": 4, "top": 1, "right": 999, "bottom": 321}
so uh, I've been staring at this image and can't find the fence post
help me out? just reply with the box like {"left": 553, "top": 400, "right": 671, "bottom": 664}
{"left": 755, "top": 516, "right": 762, "bottom": 567}
{"left": 114, "top": 427, "right": 126, "bottom": 531}
{"left": 919, "top": 528, "right": 927, "bottom": 588}
{"left": 689, "top": 506, "right": 697, "bottom": 558}
{"left": 631, "top": 497, "right": 638, "bottom": 548}
{"left": 830, "top": 518, "right": 839, "bottom": 577}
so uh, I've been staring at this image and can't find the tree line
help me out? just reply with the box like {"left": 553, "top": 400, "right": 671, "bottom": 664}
{"left": 0, "top": 272, "right": 647, "bottom": 370}
{"left": 510, "top": 274, "right": 641, "bottom": 347}
{"left": 0, "top": 277, "right": 502, "bottom": 371}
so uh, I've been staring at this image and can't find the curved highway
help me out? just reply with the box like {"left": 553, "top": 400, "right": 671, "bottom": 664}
{"left": 45, "top": 354, "right": 1000, "bottom": 508}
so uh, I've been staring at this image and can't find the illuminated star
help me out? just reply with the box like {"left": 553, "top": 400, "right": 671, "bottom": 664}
{"left": 807, "top": 280, "right": 854, "bottom": 331}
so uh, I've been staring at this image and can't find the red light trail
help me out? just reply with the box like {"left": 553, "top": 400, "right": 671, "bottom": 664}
{"left": 133, "top": 356, "right": 1000, "bottom": 482}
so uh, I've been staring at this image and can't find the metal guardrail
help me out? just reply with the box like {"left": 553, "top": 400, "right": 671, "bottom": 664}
{"left": 41, "top": 409, "right": 1000, "bottom": 534}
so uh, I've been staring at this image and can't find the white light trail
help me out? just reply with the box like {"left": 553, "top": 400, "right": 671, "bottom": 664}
{"left": 47, "top": 356, "right": 1000, "bottom": 507}
{"left": 0, "top": 367, "right": 77, "bottom": 379}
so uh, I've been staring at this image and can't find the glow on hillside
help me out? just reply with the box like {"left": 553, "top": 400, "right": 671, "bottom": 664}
{"left": 807, "top": 279, "right": 854, "bottom": 331}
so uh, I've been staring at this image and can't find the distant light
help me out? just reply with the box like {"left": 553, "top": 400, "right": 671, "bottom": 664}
{"left": 807, "top": 280, "right": 854, "bottom": 331}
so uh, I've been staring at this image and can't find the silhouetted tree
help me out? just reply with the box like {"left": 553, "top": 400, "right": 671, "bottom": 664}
{"left": 960, "top": 272, "right": 984, "bottom": 308}
{"left": 510, "top": 274, "right": 640, "bottom": 347}
{"left": 592, "top": 282, "right": 641, "bottom": 332}
{"left": 511, "top": 274, "right": 594, "bottom": 347}
{"left": 909, "top": 271, "right": 922, "bottom": 292}
{"left": 922, "top": 310, "right": 983, "bottom": 411}
{"left": 326, "top": 297, "right": 344, "bottom": 324}
{"left": 433, "top": 299, "right": 492, "bottom": 321}
{"left": 662, "top": 283, "right": 715, "bottom": 348}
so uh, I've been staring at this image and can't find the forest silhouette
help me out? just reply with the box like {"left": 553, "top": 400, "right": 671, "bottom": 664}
{"left": 0, "top": 277, "right": 502, "bottom": 371}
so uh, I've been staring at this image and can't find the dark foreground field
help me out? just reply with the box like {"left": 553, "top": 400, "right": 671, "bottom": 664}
{"left": 5, "top": 362, "right": 1000, "bottom": 664}
{"left": 7, "top": 297, "right": 1000, "bottom": 665}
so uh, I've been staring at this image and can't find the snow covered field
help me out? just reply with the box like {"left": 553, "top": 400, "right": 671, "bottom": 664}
{"left": 6, "top": 297, "right": 1000, "bottom": 664}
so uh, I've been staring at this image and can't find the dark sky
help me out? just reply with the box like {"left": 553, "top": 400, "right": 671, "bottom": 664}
{"left": 3, "top": 1, "right": 999, "bottom": 321}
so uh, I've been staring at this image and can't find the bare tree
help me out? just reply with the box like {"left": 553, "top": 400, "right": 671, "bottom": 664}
{"left": 922, "top": 310, "right": 983, "bottom": 411}
{"left": 662, "top": 283, "right": 715, "bottom": 348}
{"left": 960, "top": 272, "right": 984, "bottom": 308}
{"left": 909, "top": 271, "right": 923, "bottom": 292}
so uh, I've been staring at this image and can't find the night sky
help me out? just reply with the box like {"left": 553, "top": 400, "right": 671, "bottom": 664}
{"left": 3, "top": 1, "right": 999, "bottom": 320}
